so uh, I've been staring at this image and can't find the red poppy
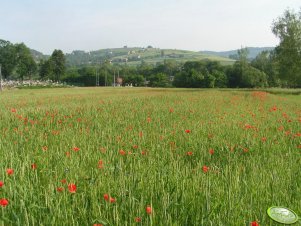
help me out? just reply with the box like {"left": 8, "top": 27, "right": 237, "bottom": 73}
{"left": 0, "top": 181, "right": 3, "bottom": 188}
{"left": 31, "top": 163, "right": 37, "bottom": 170}
{"left": 11, "top": 108, "right": 16, "bottom": 113}
{"left": 42, "top": 146, "right": 48, "bottom": 151}
{"left": 209, "top": 149, "right": 214, "bottom": 155}
{"left": 73, "top": 147, "right": 80, "bottom": 152}
{"left": 119, "top": 150, "right": 126, "bottom": 156}
{"left": 135, "top": 217, "right": 142, "bottom": 222}
{"left": 93, "top": 224, "right": 103, "bottom": 226}
{"left": 109, "top": 197, "right": 116, "bottom": 203}
{"left": 147, "top": 117, "right": 151, "bottom": 123}
{"left": 68, "top": 183, "right": 77, "bottom": 193}
{"left": 169, "top": 108, "right": 174, "bottom": 113}
{"left": 261, "top": 137, "right": 267, "bottom": 142}
{"left": 185, "top": 129, "right": 191, "bottom": 133}
{"left": 0, "top": 198, "right": 8, "bottom": 207}
{"left": 202, "top": 165, "right": 209, "bottom": 173}
{"left": 133, "top": 145, "right": 138, "bottom": 149}
{"left": 251, "top": 221, "right": 259, "bottom": 226}
{"left": 186, "top": 151, "right": 193, "bottom": 156}
{"left": 57, "top": 187, "right": 64, "bottom": 192}
{"left": 146, "top": 205, "right": 152, "bottom": 214}
{"left": 98, "top": 160, "right": 103, "bottom": 169}
{"left": 6, "top": 169, "right": 14, "bottom": 175}
{"left": 61, "top": 179, "right": 67, "bottom": 184}
{"left": 103, "top": 194, "right": 109, "bottom": 201}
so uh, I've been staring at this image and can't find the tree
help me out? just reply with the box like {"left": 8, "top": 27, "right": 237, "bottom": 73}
{"left": 15, "top": 43, "right": 37, "bottom": 80}
{"left": 251, "top": 51, "right": 280, "bottom": 87}
{"left": 272, "top": 9, "right": 301, "bottom": 87}
{"left": 39, "top": 59, "right": 53, "bottom": 79}
{"left": 0, "top": 39, "right": 17, "bottom": 78}
{"left": 50, "top": 49, "right": 65, "bottom": 81}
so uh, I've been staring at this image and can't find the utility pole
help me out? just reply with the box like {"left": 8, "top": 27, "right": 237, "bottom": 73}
{"left": 113, "top": 70, "right": 116, "bottom": 87}
{"left": 95, "top": 68, "right": 99, "bottom": 87}
{"left": 0, "top": 65, "right": 2, "bottom": 92}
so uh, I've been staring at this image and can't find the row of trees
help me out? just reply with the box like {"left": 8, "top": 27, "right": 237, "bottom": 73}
{"left": 0, "top": 40, "right": 36, "bottom": 80}
{"left": 1, "top": 9, "right": 301, "bottom": 88}
{"left": 0, "top": 40, "right": 65, "bottom": 81}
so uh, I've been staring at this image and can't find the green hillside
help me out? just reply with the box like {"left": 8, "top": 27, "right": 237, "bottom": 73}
{"left": 65, "top": 47, "right": 235, "bottom": 66}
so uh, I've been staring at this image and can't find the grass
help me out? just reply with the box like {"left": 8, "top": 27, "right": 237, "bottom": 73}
{"left": 0, "top": 87, "right": 300, "bottom": 225}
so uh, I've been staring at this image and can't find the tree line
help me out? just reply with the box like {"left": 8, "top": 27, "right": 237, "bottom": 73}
{"left": 1, "top": 9, "right": 301, "bottom": 88}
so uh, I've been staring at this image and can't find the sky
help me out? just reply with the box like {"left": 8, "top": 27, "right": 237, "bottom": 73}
{"left": 1, "top": 0, "right": 300, "bottom": 54}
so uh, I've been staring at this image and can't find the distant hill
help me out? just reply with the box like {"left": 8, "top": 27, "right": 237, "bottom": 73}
{"left": 30, "top": 49, "right": 49, "bottom": 61}
{"left": 64, "top": 47, "right": 235, "bottom": 67}
{"left": 200, "top": 47, "right": 274, "bottom": 60}
{"left": 30, "top": 46, "right": 275, "bottom": 67}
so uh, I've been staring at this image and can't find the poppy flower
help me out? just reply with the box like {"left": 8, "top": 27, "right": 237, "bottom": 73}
{"left": 185, "top": 129, "right": 191, "bottom": 133}
{"left": 73, "top": 147, "right": 80, "bottom": 152}
{"left": 251, "top": 221, "right": 259, "bottom": 226}
{"left": 0, "top": 198, "right": 8, "bottom": 207}
{"left": 209, "top": 149, "right": 214, "bottom": 155}
{"left": 146, "top": 205, "right": 152, "bottom": 214}
{"left": 0, "top": 181, "right": 3, "bottom": 188}
{"left": 98, "top": 160, "right": 103, "bottom": 169}
{"left": 135, "top": 217, "right": 142, "bottom": 222}
{"left": 202, "top": 165, "right": 209, "bottom": 173}
{"left": 61, "top": 179, "right": 67, "bottom": 184}
{"left": 68, "top": 183, "right": 77, "bottom": 193}
{"left": 57, "top": 187, "right": 64, "bottom": 192}
{"left": 31, "top": 164, "right": 37, "bottom": 170}
{"left": 6, "top": 169, "right": 14, "bottom": 175}
{"left": 119, "top": 150, "right": 126, "bottom": 156}
{"left": 109, "top": 197, "right": 116, "bottom": 203}
{"left": 11, "top": 108, "right": 16, "bottom": 113}
{"left": 103, "top": 194, "right": 109, "bottom": 201}
{"left": 186, "top": 151, "right": 193, "bottom": 156}
{"left": 93, "top": 224, "right": 103, "bottom": 226}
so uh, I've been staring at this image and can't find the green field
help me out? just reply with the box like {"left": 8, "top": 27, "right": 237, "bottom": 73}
{"left": 0, "top": 88, "right": 300, "bottom": 225}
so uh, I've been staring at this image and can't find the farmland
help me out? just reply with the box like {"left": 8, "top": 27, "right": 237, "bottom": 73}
{"left": 0, "top": 87, "right": 300, "bottom": 225}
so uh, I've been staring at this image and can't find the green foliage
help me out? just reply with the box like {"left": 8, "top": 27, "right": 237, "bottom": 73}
{"left": 0, "top": 39, "right": 17, "bottom": 78}
{"left": 149, "top": 72, "right": 170, "bottom": 87}
{"left": 173, "top": 61, "right": 228, "bottom": 88}
{"left": 15, "top": 43, "right": 37, "bottom": 80}
{"left": 272, "top": 9, "right": 301, "bottom": 87}
{"left": 51, "top": 49, "right": 66, "bottom": 81}
{"left": 0, "top": 40, "right": 36, "bottom": 79}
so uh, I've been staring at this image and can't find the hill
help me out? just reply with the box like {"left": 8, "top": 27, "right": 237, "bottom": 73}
{"left": 30, "top": 46, "right": 275, "bottom": 67}
{"left": 200, "top": 47, "right": 274, "bottom": 60}
{"left": 64, "top": 47, "right": 235, "bottom": 66}
{"left": 30, "top": 49, "right": 49, "bottom": 61}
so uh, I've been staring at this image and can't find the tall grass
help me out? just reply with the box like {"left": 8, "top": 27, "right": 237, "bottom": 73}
{"left": 0, "top": 88, "right": 300, "bottom": 225}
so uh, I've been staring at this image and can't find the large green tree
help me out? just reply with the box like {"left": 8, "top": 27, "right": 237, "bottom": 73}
{"left": 272, "top": 9, "right": 301, "bottom": 87}
{"left": 15, "top": 43, "right": 37, "bottom": 80}
{"left": 0, "top": 39, "right": 17, "bottom": 78}
{"left": 50, "top": 49, "right": 65, "bottom": 81}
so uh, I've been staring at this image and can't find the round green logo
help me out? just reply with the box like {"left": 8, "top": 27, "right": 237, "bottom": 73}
{"left": 267, "top": 207, "right": 299, "bottom": 224}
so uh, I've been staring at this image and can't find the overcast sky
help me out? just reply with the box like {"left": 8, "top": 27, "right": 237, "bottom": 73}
{"left": 1, "top": 0, "right": 300, "bottom": 54}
